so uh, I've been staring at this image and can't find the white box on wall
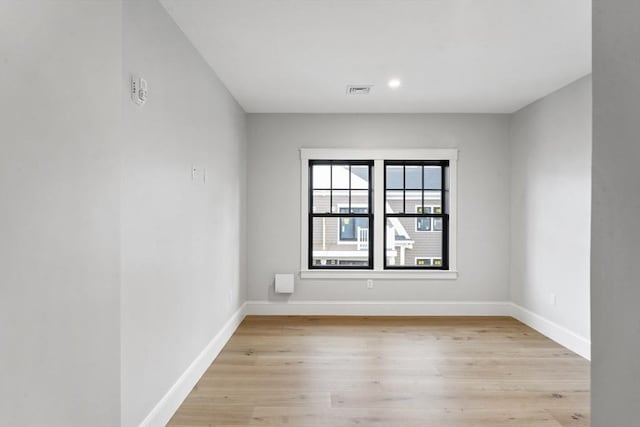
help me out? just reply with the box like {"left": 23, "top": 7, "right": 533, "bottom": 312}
{"left": 274, "top": 274, "right": 294, "bottom": 294}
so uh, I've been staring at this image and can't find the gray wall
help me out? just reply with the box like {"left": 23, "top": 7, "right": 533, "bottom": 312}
{"left": 592, "top": 1, "right": 640, "bottom": 424}
{"left": 0, "top": 1, "right": 122, "bottom": 425}
{"left": 247, "top": 114, "right": 510, "bottom": 302}
{"left": 509, "top": 75, "right": 592, "bottom": 341}
{"left": 121, "top": 1, "right": 247, "bottom": 425}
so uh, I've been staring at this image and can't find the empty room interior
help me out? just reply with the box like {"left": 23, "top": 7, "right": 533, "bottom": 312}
{"left": 1, "top": 0, "right": 639, "bottom": 426}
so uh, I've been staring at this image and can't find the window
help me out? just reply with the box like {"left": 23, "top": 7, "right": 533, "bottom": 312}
{"left": 416, "top": 206, "right": 443, "bottom": 232}
{"left": 301, "top": 149, "right": 457, "bottom": 278}
{"left": 338, "top": 207, "right": 369, "bottom": 242}
{"left": 384, "top": 161, "right": 449, "bottom": 269}
{"left": 415, "top": 257, "right": 443, "bottom": 266}
{"left": 308, "top": 160, "right": 373, "bottom": 269}
{"left": 416, "top": 207, "right": 431, "bottom": 232}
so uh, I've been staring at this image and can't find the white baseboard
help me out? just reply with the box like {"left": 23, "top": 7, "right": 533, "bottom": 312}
{"left": 245, "top": 300, "right": 512, "bottom": 316}
{"left": 139, "top": 302, "right": 247, "bottom": 427}
{"left": 509, "top": 303, "right": 591, "bottom": 360}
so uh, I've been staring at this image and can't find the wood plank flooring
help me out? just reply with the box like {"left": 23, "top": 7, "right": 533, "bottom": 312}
{"left": 168, "top": 316, "right": 590, "bottom": 426}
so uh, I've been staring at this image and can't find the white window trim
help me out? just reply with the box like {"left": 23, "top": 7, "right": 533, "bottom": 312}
{"left": 300, "top": 148, "right": 458, "bottom": 280}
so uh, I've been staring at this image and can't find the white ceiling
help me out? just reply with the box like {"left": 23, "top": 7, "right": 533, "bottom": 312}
{"left": 159, "top": 0, "right": 591, "bottom": 113}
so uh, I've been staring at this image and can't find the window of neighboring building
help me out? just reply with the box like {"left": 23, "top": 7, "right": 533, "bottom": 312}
{"left": 432, "top": 206, "right": 443, "bottom": 231}
{"left": 339, "top": 207, "right": 369, "bottom": 241}
{"left": 416, "top": 206, "right": 444, "bottom": 232}
{"left": 415, "top": 257, "right": 443, "bottom": 266}
{"left": 416, "top": 206, "right": 432, "bottom": 231}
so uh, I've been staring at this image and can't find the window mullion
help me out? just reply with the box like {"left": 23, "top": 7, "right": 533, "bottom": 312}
{"left": 374, "top": 159, "right": 385, "bottom": 271}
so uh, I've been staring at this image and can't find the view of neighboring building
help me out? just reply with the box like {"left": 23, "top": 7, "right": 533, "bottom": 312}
{"left": 311, "top": 164, "right": 444, "bottom": 267}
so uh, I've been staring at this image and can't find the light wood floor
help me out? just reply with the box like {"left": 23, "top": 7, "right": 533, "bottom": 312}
{"left": 168, "top": 316, "right": 590, "bottom": 427}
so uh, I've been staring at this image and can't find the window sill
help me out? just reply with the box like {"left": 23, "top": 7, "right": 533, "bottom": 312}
{"left": 299, "top": 270, "right": 458, "bottom": 280}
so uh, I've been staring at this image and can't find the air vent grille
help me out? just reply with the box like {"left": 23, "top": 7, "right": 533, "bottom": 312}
{"left": 346, "top": 85, "right": 372, "bottom": 95}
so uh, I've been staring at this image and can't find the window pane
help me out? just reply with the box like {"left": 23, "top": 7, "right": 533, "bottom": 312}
{"left": 312, "top": 190, "right": 330, "bottom": 213}
{"left": 350, "top": 190, "right": 369, "bottom": 213}
{"left": 424, "top": 166, "right": 442, "bottom": 189}
{"left": 331, "top": 164, "right": 350, "bottom": 189}
{"left": 406, "top": 190, "right": 422, "bottom": 211}
{"left": 339, "top": 216, "right": 356, "bottom": 240}
{"left": 386, "top": 165, "right": 403, "bottom": 189}
{"left": 405, "top": 166, "right": 422, "bottom": 189}
{"left": 312, "top": 217, "right": 370, "bottom": 267}
{"left": 331, "top": 189, "right": 349, "bottom": 213}
{"left": 338, "top": 216, "right": 369, "bottom": 241}
{"left": 351, "top": 165, "right": 369, "bottom": 189}
{"left": 386, "top": 217, "right": 442, "bottom": 267}
{"left": 386, "top": 190, "right": 403, "bottom": 213}
{"left": 433, "top": 218, "right": 443, "bottom": 231}
{"left": 424, "top": 191, "right": 442, "bottom": 210}
{"left": 416, "top": 217, "right": 431, "bottom": 231}
{"left": 312, "top": 164, "right": 331, "bottom": 189}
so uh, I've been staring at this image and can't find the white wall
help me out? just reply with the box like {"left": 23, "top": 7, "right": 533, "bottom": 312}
{"left": 247, "top": 114, "right": 510, "bottom": 302}
{"left": 509, "top": 75, "right": 592, "bottom": 341}
{"left": 592, "top": 1, "right": 640, "bottom": 424}
{"left": 121, "top": 1, "right": 247, "bottom": 425}
{"left": 0, "top": 1, "right": 121, "bottom": 426}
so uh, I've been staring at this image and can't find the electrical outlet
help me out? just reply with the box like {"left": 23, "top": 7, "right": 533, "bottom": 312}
{"left": 366, "top": 279, "right": 374, "bottom": 289}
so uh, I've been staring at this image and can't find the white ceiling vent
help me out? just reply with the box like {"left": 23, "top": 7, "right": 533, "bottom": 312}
{"left": 346, "top": 85, "right": 372, "bottom": 95}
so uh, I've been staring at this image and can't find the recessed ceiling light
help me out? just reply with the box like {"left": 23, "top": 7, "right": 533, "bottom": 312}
{"left": 388, "top": 78, "right": 401, "bottom": 89}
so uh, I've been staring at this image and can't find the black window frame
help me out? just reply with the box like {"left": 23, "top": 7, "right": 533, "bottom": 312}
{"left": 384, "top": 160, "right": 449, "bottom": 270}
{"left": 308, "top": 160, "right": 374, "bottom": 270}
